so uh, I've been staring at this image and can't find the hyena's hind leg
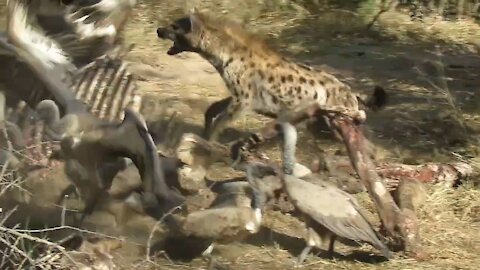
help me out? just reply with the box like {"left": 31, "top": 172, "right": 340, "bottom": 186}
{"left": 203, "top": 96, "right": 247, "bottom": 141}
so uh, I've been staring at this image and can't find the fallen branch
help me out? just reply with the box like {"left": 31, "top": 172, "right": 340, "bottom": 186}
{"left": 0, "top": 226, "right": 66, "bottom": 252}
{"left": 0, "top": 224, "right": 82, "bottom": 269}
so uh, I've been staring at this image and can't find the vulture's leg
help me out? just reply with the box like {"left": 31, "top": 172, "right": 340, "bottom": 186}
{"left": 296, "top": 245, "right": 313, "bottom": 267}
{"left": 327, "top": 235, "right": 336, "bottom": 257}
{"left": 297, "top": 226, "right": 320, "bottom": 266}
{"left": 201, "top": 243, "right": 220, "bottom": 270}
{"left": 78, "top": 187, "right": 106, "bottom": 226}
{"left": 205, "top": 256, "right": 215, "bottom": 270}
{"left": 64, "top": 160, "right": 105, "bottom": 227}
{"left": 80, "top": 166, "right": 108, "bottom": 221}
{"left": 77, "top": 159, "right": 127, "bottom": 224}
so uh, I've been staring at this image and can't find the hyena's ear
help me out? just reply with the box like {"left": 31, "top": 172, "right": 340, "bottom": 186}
{"left": 188, "top": 9, "right": 203, "bottom": 33}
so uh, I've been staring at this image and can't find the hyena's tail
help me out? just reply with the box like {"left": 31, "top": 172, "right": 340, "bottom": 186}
{"left": 357, "top": 85, "right": 388, "bottom": 112}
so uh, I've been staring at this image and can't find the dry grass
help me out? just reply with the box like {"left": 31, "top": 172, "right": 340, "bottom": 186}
{"left": 376, "top": 11, "right": 480, "bottom": 52}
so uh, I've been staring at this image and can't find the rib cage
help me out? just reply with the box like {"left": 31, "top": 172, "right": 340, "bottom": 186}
{"left": 71, "top": 46, "right": 142, "bottom": 122}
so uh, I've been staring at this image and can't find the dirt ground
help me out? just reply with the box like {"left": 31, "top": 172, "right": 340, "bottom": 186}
{"left": 1, "top": 1, "right": 480, "bottom": 269}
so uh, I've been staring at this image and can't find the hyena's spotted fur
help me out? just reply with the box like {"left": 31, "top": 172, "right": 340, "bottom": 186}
{"left": 157, "top": 11, "right": 386, "bottom": 140}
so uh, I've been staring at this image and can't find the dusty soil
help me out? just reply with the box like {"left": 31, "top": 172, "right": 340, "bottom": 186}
{"left": 1, "top": 1, "right": 480, "bottom": 269}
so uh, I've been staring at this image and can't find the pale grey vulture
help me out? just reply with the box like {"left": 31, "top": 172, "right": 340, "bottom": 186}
{"left": 247, "top": 122, "right": 392, "bottom": 266}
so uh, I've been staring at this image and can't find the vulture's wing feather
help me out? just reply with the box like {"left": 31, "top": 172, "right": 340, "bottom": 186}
{"left": 5, "top": 0, "right": 85, "bottom": 114}
{"left": 64, "top": 0, "right": 135, "bottom": 41}
{"left": 0, "top": 51, "right": 54, "bottom": 109}
{"left": 31, "top": 0, "right": 136, "bottom": 66}
{"left": 7, "top": 1, "right": 72, "bottom": 68}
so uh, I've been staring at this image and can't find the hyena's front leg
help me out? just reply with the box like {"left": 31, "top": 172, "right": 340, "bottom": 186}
{"left": 204, "top": 97, "right": 232, "bottom": 140}
{"left": 204, "top": 97, "right": 246, "bottom": 141}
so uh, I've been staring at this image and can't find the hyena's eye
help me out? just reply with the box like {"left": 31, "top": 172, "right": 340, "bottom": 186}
{"left": 171, "top": 24, "right": 179, "bottom": 30}
{"left": 174, "top": 18, "right": 192, "bottom": 33}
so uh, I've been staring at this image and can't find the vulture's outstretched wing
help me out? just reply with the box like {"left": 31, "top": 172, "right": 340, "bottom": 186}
{"left": 66, "top": 108, "right": 185, "bottom": 214}
{"left": 33, "top": 0, "right": 137, "bottom": 66}
{"left": 65, "top": 0, "right": 136, "bottom": 39}
{"left": 5, "top": 0, "right": 83, "bottom": 114}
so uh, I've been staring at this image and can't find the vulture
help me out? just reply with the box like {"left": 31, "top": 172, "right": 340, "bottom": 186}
{"left": 247, "top": 122, "right": 392, "bottom": 266}
{"left": 28, "top": 0, "right": 137, "bottom": 66}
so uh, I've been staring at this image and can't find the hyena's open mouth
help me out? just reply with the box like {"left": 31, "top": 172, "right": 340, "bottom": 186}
{"left": 157, "top": 28, "right": 177, "bottom": 55}
{"left": 156, "top": 26, "right": 192, "bottom": 55}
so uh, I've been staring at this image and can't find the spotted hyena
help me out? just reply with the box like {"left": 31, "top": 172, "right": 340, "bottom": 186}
{"left": 157, "top": 10, "right": 386, "bottom": 141}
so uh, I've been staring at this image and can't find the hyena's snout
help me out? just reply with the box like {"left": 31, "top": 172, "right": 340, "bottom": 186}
{"left": 156, "top": 27, "right": 171, "bottom": 39}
